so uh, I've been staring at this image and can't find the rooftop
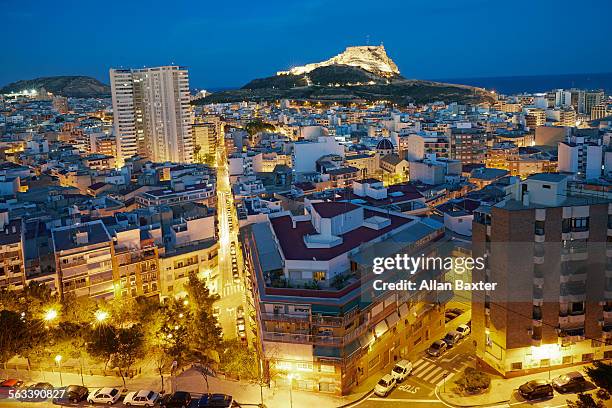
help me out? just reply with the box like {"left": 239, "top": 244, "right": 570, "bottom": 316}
{"left": 52, "top": 220, "right": 111, "bottom": 252}
{"left": 270, "top": 206, "right": 413, "bottom": 261}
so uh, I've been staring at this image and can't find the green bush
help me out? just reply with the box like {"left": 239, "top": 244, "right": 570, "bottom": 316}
{"left": 455, "top": 367, "right": 491, "bottom": 394}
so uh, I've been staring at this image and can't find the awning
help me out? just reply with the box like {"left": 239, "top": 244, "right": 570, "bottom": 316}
{"left": 385, "top": 311, "right": 399, "bottom": 328}
{"left": 398, "top": 303, "right": 409, "bottom": 318}
{"left": 359, "top": 331, "right": 375, "bottom": 348}
{"left": 374, "top": 320, "right": 389, "bottom": 337}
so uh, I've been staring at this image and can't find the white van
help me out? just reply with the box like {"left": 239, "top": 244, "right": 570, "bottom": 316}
{"left": 391, "top": 359, "right": 413, "bottom": 382}
{"left": 374, "top": 374, "right": 397, "bottom": 397}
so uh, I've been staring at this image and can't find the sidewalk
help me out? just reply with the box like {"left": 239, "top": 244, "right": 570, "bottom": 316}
{"left": 0, "top": 367, "right": 353, "bottom": 408}
{"left": 437, "top": 364, "right": 592, "bottom": 407}
{"left": 176, "top": 368, "right": 349, "bottom": 408}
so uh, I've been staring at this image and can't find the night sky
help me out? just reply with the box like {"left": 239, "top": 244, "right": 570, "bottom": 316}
{"left": 2, "top": 0, "right": 611, "bottom": 89}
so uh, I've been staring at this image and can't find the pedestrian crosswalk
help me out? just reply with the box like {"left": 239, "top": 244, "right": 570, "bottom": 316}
{"left": 410, "top": 358, "right": 451, "bottom": 385}
{"left": 221, "top": 283, "right": 242, "bottom": 296}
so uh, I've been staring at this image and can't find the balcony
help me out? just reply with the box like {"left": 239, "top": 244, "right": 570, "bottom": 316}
{"left": 570, "top": 230, "right": 589, "bottom": 240}
{"left": 559, "top": 313, "right": 585, "bottom": 328}
{"left": 533, "top": 287, "right": 544, "bottom": 304}
{"left": 313, "top": 335, "right": 343, "bottom": 346}
{"left": 559, "top": 327, "right": 585, "bottom": 343}
{"left": 262, "top": 331, "right": 312, "bottom": 344}
{"left": 261, "top": 312, "right": 310, "bottom": 323}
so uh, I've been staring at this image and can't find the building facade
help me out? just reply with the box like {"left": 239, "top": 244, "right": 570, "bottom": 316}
{"left": 110, "top": 66, "right": 194, "bottom": 165}
{"left": 472, "top": 174, "right": 612, "bottom": 377}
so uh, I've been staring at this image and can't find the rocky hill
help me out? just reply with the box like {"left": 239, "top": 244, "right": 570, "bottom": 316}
{"left": 199, "top": 46, "right": 494, "bottom": 106}
{"left": 277, "top": 45, "right": 400, "bottom": 78}
{"left": 0, "top": 76, "right": 111, "bottom": 98}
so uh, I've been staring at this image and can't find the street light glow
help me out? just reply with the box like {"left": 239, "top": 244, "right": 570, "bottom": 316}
{"left": 54, "top": 354, "right": 62, "bottom": 363}
{"left": 95, "top": 310, "right": 109, "bottom": 322}
{"left": 44, "top": 308, "right": 58, "bottom": 321}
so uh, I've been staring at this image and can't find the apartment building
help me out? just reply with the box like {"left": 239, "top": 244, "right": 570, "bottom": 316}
{"left": 401, "top": 133, "right": 449, "bottom": 161}
{"left": 525, "top": 108, "right": 547, "bottom": 130}
{"left": 135, "top": 183, "right": 216, "bottom": 208}
{"left": 110, "top": 66, "right": 193, "bottom": 165}
{"left": 52, "top": 220, "right": 115, "bottom": 300}
{"left": 558, "top": 135, "right": 603, "bottom": 180}
{"left": 472, "top": 173, "right": 612, "bottom": 377}
{"left": 193, "top": 122, "right": 218, "bottom": 161}
{"left": 113, "top": 228, "right": 161, "bottom": 298}
{"left": 449, "top": 126, "right": 487, "bottom": 165}
{"left": 241, "top": 201, "right": 450, "bottom": 395}
{"left": 159, "top": 215, "right": 218, "bottom": 297}
{"left": 0, "top": 211, "right": 25, "bottom": 291}
{"left": 486, "top": 142, "right": 519, "bottom": 169}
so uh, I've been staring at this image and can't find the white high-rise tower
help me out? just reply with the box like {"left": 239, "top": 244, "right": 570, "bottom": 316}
{"left": 110, "top": 66, "right": 193, "bottom": 166}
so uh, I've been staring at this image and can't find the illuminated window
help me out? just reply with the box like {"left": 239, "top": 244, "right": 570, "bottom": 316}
{"left": 296, "top": 362, "right": 313, "bottom": 371}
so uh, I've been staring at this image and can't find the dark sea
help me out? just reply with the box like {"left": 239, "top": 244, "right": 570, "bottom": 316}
{"left": 435, "top": 72, "right": 612, "bottom": 95}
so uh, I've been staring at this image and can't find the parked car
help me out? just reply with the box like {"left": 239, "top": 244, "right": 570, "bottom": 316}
{"left": 0, "top": 379, "right": 24, "bottom": 397}
{"left": 53, "top": 385, "right": 88, "bottom": 404}
{"left": 455, "top": 324, "right": 471, "bottom": 338}
{"left": 87, "top": 387, "right": 121, "bottom": 405}
{"left": 374, "top": 374, "right": 397, "bottom": 397}
{"left": 427, "top": 340, "right": 448, "bottom": 357}
{"left": 124, "top": 389, "right": 160, "bottom": 406}
{"left": 391, "top": 360, "right": 413, "bottom": 382}
{"left": 518, "top": 380, "right": 554, "bottom": 400}
{"left": 443, "top": 330, "right": 462, "bottom": 348}
{"left": 27, "top": 382, "right": 53, "bottom": 391}
{"left": 23, "top": 382, "right": 53, "bottom": 401}
{"left": 197, "top": 393, "right": 234, "bottom": 407}
{"left": 447, "top": 307, "right": 463, "bottom": 315}
{"left": 552, "top": 371, "right": 587, "bottom": 393}
{"left": 161, "top": 391, "right": 192, "bottom": 408}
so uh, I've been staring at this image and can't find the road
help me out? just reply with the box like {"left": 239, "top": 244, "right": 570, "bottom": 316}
{"left": 350, "top": 328, "right": 585, "bottom": 408}
{"left": 212, "top": 143, "right": 249, "bottom": 345}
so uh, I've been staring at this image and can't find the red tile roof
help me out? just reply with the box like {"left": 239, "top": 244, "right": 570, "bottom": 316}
{"left": 270, "top": 208, "right": 412, "bottom": 261}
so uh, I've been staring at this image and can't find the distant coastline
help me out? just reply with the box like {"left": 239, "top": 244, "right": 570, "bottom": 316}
{"left": 436, "top": 72, "right": 612, "bottom": 95}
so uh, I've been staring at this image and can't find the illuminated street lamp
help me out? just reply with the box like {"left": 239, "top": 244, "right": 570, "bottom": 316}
{"left": 44, "top": 308, "right": 58, "bottom": 322}
{"left": 287, "top": 373, "right": 295, "bottom": 408}
{"left": 94, "top": 310, "right": 109, "bottom": 323}
{"left": 55, "top": 355, "right": 63, "bottom": 386}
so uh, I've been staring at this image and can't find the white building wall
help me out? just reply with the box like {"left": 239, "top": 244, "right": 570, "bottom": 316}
{"left": 293, "top": 137, "right": 344, "bottom": 173}
{"left": 557, "top": 142, "right": 579, "bottom": 174}
{"left": 585, "top": 144, "right": 603, "bottom": 180}
{"left": 443, "top": 213, "right": 473, "bottom": 236}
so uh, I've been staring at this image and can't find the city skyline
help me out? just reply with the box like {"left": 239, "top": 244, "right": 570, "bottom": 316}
{"left": 1, "top": 2, "right": 612, "bottom": 407}
{"left": 2, "top": 0, "right": 612, "bottom": 89}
